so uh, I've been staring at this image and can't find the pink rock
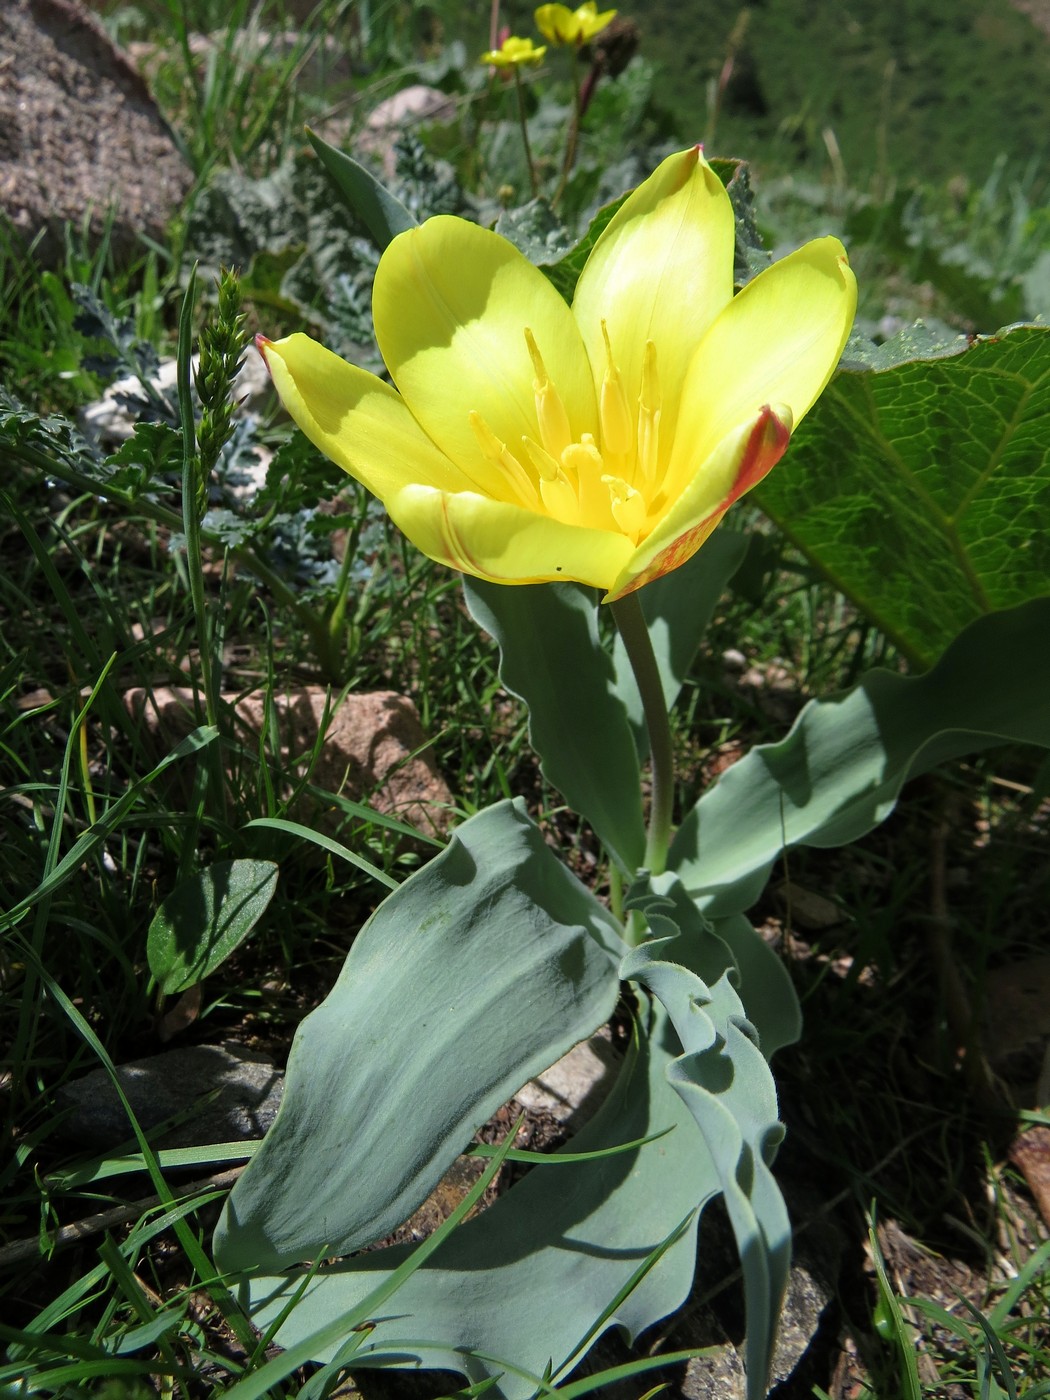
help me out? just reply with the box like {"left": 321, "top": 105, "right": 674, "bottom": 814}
{"left": 124, "top": 685, "right": 452, "bottom": 838}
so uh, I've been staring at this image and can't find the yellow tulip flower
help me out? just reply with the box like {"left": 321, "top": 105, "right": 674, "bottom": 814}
{"left": 258, "top": 147, "right": 856, "bottom": 601}
{"left": 534, "top": 1, "right": 617, "bottom": 45}
{"left": 481, "top": 35, "right": 547, "bottom": 67}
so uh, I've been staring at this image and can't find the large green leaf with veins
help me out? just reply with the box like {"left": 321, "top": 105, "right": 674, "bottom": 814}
{"left": 756, "top": 324, "right": 1050, "bottom": 665}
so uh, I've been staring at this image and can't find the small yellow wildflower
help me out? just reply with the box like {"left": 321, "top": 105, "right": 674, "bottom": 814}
{"left": 534, "top": 2, "right": 617, "bottom": 46}
{"left": 481, "top": 35, "right": 547, "bottom": 67}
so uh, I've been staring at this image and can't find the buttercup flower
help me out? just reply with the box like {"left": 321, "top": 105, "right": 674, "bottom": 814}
{"left": 535, "top": 1, "right": 616, "bottom": 45}
{"left": 481, "top": 35, "right": 547, "bottom": 67}
{"left": 258, "top": 147, "right": 856, "bottom": 601}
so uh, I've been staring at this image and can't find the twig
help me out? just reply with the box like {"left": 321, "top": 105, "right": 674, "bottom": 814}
{"left": 0, "top": 1167, "right": 244, "bottom": 1268}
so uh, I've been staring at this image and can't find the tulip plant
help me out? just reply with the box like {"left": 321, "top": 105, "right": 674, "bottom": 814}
{"left": 212, "top": 142, "right": 1050, "bottom": 1398}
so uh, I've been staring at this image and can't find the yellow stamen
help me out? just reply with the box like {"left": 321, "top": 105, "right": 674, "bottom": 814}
{"left": 636, "top": 339, "right": 661, "bottom": 485}
{"left": 468, "top": 410, "right": 536, "bottom": 502}
{"left": 599, "top": 320, "right": 632, "bottom": 458}
{"left": 602, "top": 474, "right": 647, "bottom": 539}
{"left": 522, "top": 435, "right": 579, "bottom": 523}
{"left": 524, "top": 327, "right": 573, "bottom": 460}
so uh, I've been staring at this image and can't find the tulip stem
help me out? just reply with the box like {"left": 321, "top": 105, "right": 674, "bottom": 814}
{"left": 610, "top": 593, "right": 674, "bottom": 880}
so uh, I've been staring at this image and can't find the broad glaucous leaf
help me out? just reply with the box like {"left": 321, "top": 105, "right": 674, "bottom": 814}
{"left": 756, "top": 324, "right": 1050, "bottom": 664}
{"left": 463, "top": 579, "right": 646, "bottom": 873}
{"left": 242, "top": 978, "right": 784, "bottom": 1396}
{"left": 147, "top": 859, "right": 278, "bottom": 994}
{"left": 710, "top": 913, "right": 802, "bottom": 1059}
{"left": 622, "top": 918, "right": 790, "bottom": 1400}
{"left": 670, "top": 598, "right": 1050, "bottom": 917}
{"left": 625, "top": 873, "right": 802, "bottom": 1062}
{"left": 214, "top": 800, "right": 623, "bottom": 1275}
{"left": 306, "top": 128, "right": 417, "bottom": 251}
{"left": 240, "top": 998, "right": 707, "bottom": 1399}
{"left": 232, "top": 867, "right": 787, "bottom": 1400}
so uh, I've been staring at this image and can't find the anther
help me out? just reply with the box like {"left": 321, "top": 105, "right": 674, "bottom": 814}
{"left": 524, "top": 327, "right": 573, "bottom": 460}
{"left": 522, "top": 436, "right": 579, "bottom": 523}
{"left": 599, "top": 320, "right": 632, "bottom": 458}
{"left": 469, "top": 410, "right": 536, "bottom": 501}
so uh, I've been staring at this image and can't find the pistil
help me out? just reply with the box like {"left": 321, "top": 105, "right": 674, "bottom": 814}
{"left": 602, "top": 474, "right": 647, "bottom": 539}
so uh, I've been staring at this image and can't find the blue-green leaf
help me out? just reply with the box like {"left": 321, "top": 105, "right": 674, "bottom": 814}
{"left": 231, "top": 879, "right": 794, "bottom": 1400}
{"left": 670, "top": 598, "right": 1050, "bottom": 916}
{"left": 214, "top": 800, "right": 623, "bottom": 1275}
{"left": 147, "top": 859, "right": 278, "bottom": 994}
{"left": 710, "top": 914, "right": 801, "bottom": 1058}
{"left": 625, "top": 877, "right": 801, "bottom": 1061}
{"left": 306, "top": 128, "right": 417, "bottom": 250}
{"left": 238, "top": 997, "right": 717, "bottom": 1399}
{"left": 463, "top": 580, "right": 645, "bottom": 873}
{"left": 621, "top": 926, "right": 789, "bottom": 1400}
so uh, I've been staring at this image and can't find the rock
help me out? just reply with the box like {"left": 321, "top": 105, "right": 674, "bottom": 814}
{"left": 513, "top": 1027, "right": 619, "bottom": 1129}
{"left": 241, "top": 687, "right": 452, "bottom": 837}
{"left": 0, "top": 0, "right": 193, "bottom": 264}
{"left": 357, "top": 85, "right": 457, "bottom": 178}
{"left": 124, "top": 685, "right": 453, "bottom": 838}
{"left": 55, "top": 1043, "right": 282, "bottom": 1150}
{"left": 1008, "top": 1123, "right": 1050, "bottom": 1230}
{"left": 80, "top": 342, "right": 272, "bottom": 475}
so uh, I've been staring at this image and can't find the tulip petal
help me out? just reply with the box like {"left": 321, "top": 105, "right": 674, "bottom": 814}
{"left": 606, "top": 406, "right": 791, "bottom": 600}
{"left": 389, "top": 484, "right": 634, "bottom": 590}
{"left": 259, "top": 333, "right": 475, "bottom": 498}
{"left": 374, "top": 217, "right": 597, "bottom": 492}
{"left": 572, "top": 147, "right": 735, "bottom": 451}
{"left": 665, "top": 237, "right": 856, "bottom": 499}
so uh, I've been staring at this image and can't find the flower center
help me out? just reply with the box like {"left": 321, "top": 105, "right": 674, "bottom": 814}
{"left": 466, "top": 322, "right": 665, "bottom": 541}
